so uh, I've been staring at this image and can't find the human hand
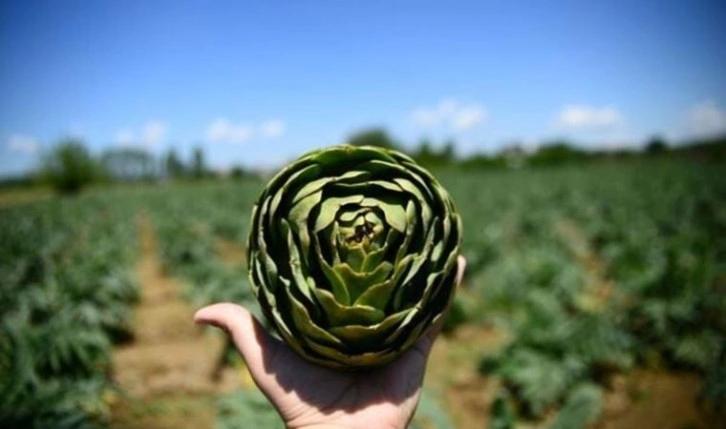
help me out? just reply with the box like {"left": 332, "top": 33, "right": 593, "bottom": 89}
{"left": 194, "top": 256, "right": 466, "bottom": 429}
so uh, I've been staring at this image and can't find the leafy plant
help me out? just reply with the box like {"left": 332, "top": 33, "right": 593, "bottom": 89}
{"left": 549, "top": 383, "right": 603, "bottom": 429}
{"left": 39, "top": 139, "right": 101, "bottom": 194}
{"left": 247, "top": 146, "right": 462, "bottom": 369}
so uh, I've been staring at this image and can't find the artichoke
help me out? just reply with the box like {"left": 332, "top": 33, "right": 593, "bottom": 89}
{"left": 247, "top": 145, "right": 462, "bottom": 369}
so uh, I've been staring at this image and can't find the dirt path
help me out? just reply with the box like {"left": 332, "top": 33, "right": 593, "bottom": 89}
{"left": 425, "top": 323, "right": 508, "bottom": 429}
{"left": 556, "top": 218, "right": 617, "bottom": 312}
{"left": 216, "top": 238, "right": 247, "bottom": 268}
{"left": 0, "top": 187, "right": 51, "bottom": 209}
{"left": 556, "top": 218, "right": 716, "bottom": 429}
{"left": 109, "top": 214, "right": 234, "bottom": 429}
{"left": 596, "top": 370, "right": 715, "bottom": 429}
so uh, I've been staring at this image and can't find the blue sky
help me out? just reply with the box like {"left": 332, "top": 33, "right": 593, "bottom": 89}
{"left": 1, "top": 0, "right": 725, "bottom": 176}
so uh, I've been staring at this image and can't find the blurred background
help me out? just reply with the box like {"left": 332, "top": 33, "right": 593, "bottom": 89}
{"left": 1, "top": 1, "right": 724, "bottom": 428}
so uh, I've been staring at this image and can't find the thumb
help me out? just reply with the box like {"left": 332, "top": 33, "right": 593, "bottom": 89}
{"left": 194, "top": 303, "right": 281, "bottom": 391}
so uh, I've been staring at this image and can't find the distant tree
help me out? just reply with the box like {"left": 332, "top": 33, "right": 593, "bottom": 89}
{"left": 101, "top": 147, "right": 156, "bottom": 181}
{"left": 645, "top": 136, "right": 668, "bottom": 155}
{"left": 164, "top": 148, "right": 185, "bottom": 178}
{"left": 498, "top": 145, "right": 527, "bottom": 169}
{"left": 346, "top": 128, "right": 399, "bottom": 150}
{"left": 412, "top": 138, "right": 457, "bottom": 168}
{"left": 229, "top": 165, "right": 249, "bottom": 179}
{"left": 0, "top": 174, "right": 36, "bottom": 189}
{"left": 441, "top": 140, "right": 455, "bottom": 163}
{"left": 412, "top": 139, "right": 435, "bottom": 165}
{"left": 191, "top": 146, "right": 207, "bottom": 179}
{"left": 672, "top": 135, "right": 726, "bottom": 162}
{"left": 460, "top": 153, "right": 506, "bottom": 169}
{"left": 418, "top": 139, "right": 435, "bottom": 157}
{"left": 529, "top": 141, "right": 586, "bottom": 166}
{"left": 40, "top": 139, "right": 100, "bottom": 194}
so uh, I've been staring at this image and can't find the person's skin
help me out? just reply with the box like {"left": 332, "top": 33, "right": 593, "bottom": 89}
{"left": 194, "top": 256, "right": 466, "bottom": 429}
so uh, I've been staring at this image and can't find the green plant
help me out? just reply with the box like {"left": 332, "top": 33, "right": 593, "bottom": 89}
{"left": 0, "top": 192, "right": 140, "bottom": 427}
{"left": 40, "top": 139, "right": 101, "bottom": 194}
{"left": 247, "top": 145, "right": 462, "bottom": 369}
{"left": 216, "top": 388, "right": 282, "bottom": 429}
{"left": 549, "top": 383, "right": 603, "bottom": 429}
{"left": 410, "top": 387, "right": 455, "bottom": 429}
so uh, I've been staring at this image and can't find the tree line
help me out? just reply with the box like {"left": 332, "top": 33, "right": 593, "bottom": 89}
{"left": 346, "top": 128, "right": 726, "bottom": 169}
{"left": 31, "top": 141, "right": 232, "bottom": 194}
{"left": 7, "top": 128, "right": 725, "bottom": 195}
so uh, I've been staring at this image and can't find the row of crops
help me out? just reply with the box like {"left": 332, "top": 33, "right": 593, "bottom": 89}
{"left": 0, "top": 194, "right": 141, "bottom": 427}
{"left": 139, "top": 160, "right": 725, "bottom": 427}
{"left": 441, "top": 163, "right": 726, "bottom": 426}
{"left": 1, "top": 159, "right": 724, "bottom": 428}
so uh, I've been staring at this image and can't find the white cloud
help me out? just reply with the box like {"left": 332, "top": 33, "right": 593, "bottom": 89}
{"left": 207, "top": 119, "right": 232, "bottom": 141}
{"left": 260, "top": 119, "right": 286, "bottom": 138}
{"left": 452, "top": 105, "right": 488, "bottom": 131}
{"left": 7, "top": 135, "right": 40, "bottom": 154}
{"left": 410, "top": 108, "right": 440, "bottom": 127}
{"left": 141, "top": 121, "right": 167, "bottom": 148}
{"left": 688, "top": 100, "right": 726, "bottom": 137}
{"left": 410, "top": 99, "right": 488, "bottom": 132}
{"left": 114, "top": 129, "right": 135, "bottom": 146}
{"left": 113, "top": 120, "right": 168, "bottom": 148}
{"left": 206, "top": 118, "right": 254, "bottom": 143}
{"left": 67, "top": 122, "right": 86, "bottom": 140}
{"left": 206, "top": 117, "right": 286, "bottom": 143}
{"left": 556, "top": 105, "right": 622, "bottom": 128}
{"left": 438, "top": 99, "right": 459, "bottom": 117}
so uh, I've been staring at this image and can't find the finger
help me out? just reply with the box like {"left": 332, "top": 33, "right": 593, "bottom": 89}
{"left": 194, "top": 303, "right": 282, "bottom": 393}
{"left": 455, "top": 255, "right": 467, "bottom": 287}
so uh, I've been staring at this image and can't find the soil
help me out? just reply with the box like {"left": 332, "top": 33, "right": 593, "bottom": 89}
{"left": 597, "top": 370, "right": 718, "bottom": 429}
{"left": 109, "top": 214, "right": 241, "bottom": 429}
{"left": 0, "top": 187, "right": 51, "bottom": 208}
{"left": 216, "top": 238, "right": 247, "bottom": 268}
{"left": 556, "top": 218, "right": 618, "bottom": 312}
{"left": 425, "top": 324, "right": 508, "bottom": 429}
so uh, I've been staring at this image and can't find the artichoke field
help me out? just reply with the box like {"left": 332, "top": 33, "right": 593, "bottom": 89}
{"left": 247, "top": 145, "right": 462, "bottom": 369}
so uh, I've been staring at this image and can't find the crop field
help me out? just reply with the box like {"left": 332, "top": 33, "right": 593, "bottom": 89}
{"left": 1, "top": 159, "right": 725, "bottom": 428}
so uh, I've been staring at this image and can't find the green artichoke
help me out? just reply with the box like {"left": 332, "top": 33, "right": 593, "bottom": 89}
{"left": 247, "top": 145, "right": 462, "bottom": 369}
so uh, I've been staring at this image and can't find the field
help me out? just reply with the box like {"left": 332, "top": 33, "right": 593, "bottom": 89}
{"left": 1, "top": 159, "right": 725, "bottom": 428}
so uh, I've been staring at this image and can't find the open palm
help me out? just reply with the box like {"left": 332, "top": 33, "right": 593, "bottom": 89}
{"left": 194, "top": 256, "right": 465, "bottom": 429}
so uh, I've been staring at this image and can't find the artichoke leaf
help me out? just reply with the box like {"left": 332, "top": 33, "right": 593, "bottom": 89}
{"left": 359, "top": 197, "right": 407, "bottom": 233}
{"left": 281, "top": 219, "right": 316, "bottom": 307}
{"left": 328, "top": 309, "right": 410, "bottom": 349}
{"left": 285, "top": 286, "right": 346, "bottom": 348}
{"left": 303, "top": 340, "right": 400, "bottom": 369}
{"left": 360, "top": 246, "right": 387, "bottom": 273}
{"left": 393, "top": 178, "right": 433, "bottom": 229}
{"left": 400, "top": 219, "right": 439, "bottom": 287}
{"left": 312, "top": 288, "right": 386, "bottom": 327}
{"left": 317, "top": 251, "right": 351, "bottom": 305}
{"left": 354, "top": 257, "right": 409, "bottom": 309}
{"left": 291, "top": 170, "right": 370, "bottom": 206}
{"left": 314, "top": 195, "right": 365, "bottom": 232}
{"left": 334, "top": 261, "right": 393, "bottom": 303}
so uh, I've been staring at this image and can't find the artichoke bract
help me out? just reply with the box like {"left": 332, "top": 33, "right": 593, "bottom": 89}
{"left": 247, "top": 145, "right": 462, "bottom": 369}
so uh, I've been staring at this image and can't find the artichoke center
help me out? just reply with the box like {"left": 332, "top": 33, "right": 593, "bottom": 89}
{"left": 339, "top": 210, "right": 384, "bottom": 248}
{"left": 332, "top": 207, "right": 391, "bottom": 274}
{"left": 349, "top": 221, "right": 374, "bottom": 244}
